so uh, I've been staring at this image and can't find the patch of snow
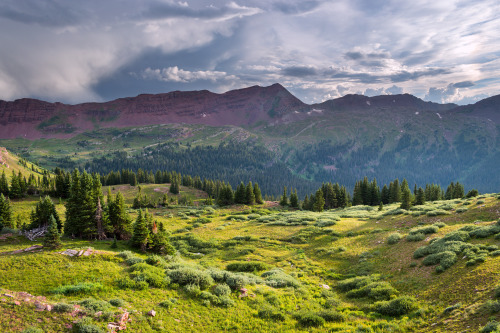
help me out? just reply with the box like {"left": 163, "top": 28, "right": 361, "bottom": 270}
{"left": 366, "top": 101, "right": 371, "bottom": 106}
{"left": 436, "top": 113, "right": 442, "bottom": 119}
{"left": 202, "top": 113, "right": 207, "bottom": 118}
{"left": 415, "top": 111, "right": 419, "bottom": 115}
{"left": 393, "top": 100, "right": 396, "bottom": 103}
{"left": 294, "top": 111, "right": 300, "bottom": 114}
{"left": 311, "top": 109, "right": 323, "bottom": 113}
{"left": 488, "top": 118, "right": 493, "bottom": 122}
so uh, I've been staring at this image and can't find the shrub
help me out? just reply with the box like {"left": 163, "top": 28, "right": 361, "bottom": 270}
{"left": 483, "top": 300, "right": 500, "bottom": 313}
{"left": 213, "top": 284, "right": 231, "bottom": 297}
{"left": 406, "top": 233, "right": 425, "bottom": 242}
{"left": 481, "top": 321, "right": 500, "bottom": 333}
{"left": 346, "top": 281, "right": 398, "bottom": 301}
{"left": 293, "top": 312, "right": 325, "bottom": 327}
{"left": 433, "top": 222, "right": 446, "bottom": 228}
{"left": 117, "top": 277, "right": 136, "bottom": 289}
{"left": 129, "top": 262, "right": 168, "bottom": 288}
{"left": 442, "top": 231, "right": 470, "bottom": 242}
{"left": 71, "top": 317, "right": 105, "bottom": 333}
{"left": 225, "top": 273, "right": 248, "bottom": 290}
{"left": 125, "top": 257, "right": 144, "bottom": 266}
{"left": 261, "top": 268, "right": 301, "bottom": 288}
{"left": 145, "top": 255, "right": 167, "bottom": 267}
{"left": 159, "top": 298, "right": 177, "bottom": 309}
{"left": 477, "top": 200, "right": 485, "bottom": 205}
{"left": 52, "top": 282, "right": 103, "bottom": 295}
{"left": 53, "top": 303, "right": 74, "bottom": 313}
{"left": 470, "top": 225, "right": 500, "bottom": 238}
{"left": 387, "top": 233, "right": 402, "bottom": 245}
{"left": 456, "top": 208, "right": 468, "bottom": 213}
{"left": 226, "top": 261, "right": 269, "bottom": 272}
{"left": 422, "top": 251, "right": 457, "bottom": 272}
{"left": 337, "top": 275, "right": 377, "bottom": 292}
{"left": 258, "top": 305, "right": 286, "bottom": 321}
{"left": 317, "top": 310, "right": 346, "bottom": 322}
{"left": 426, "top": 210, "right": 449, "bottom": 217}
{"left": 78, "top": 298, "right": 111, "bottom": 314}
{"left": 409, "top": 225, "right": 439, "bottom": 235}
{"left": 167, "top": 267, "right": 214, "bottom": 289}
{"left": 373, "top": 296, "right": 418, "bottom": 316}
{"left": 117, "top": 251, "right": 134, "bottom": 260}
{"left": 218, "top": 295, "right": 235, "bottom": 308}
{"left": 109, "top": 298, "right": 125, "bottom": 307}
{"left": 492, "top": 250, "right": 500, "bottom": 257}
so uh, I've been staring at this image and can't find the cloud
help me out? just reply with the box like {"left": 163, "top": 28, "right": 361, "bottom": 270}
{"left": 140, "top": 67, "right": 236, "bottom": 83}
{"left": 0, "top": 0, "right": 83, "bottom": 27}
{"left": 385, "top": 85, "right": 404, "bottom": 95}
{"left": 272, "top": 1, "right": 321, "bottom": 15}
{"left": 282, "top": 66, "right": 317, "bottom": 77}
{"left": 424, "top": 81, "right": 476, "bottom": 103}
{"left": 452, "top": 81, "right": 475, "bottom": 88}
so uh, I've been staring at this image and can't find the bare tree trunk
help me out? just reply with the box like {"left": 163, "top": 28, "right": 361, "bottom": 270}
{"left": 95, "top": 198, "right": 106, "bottom": 240}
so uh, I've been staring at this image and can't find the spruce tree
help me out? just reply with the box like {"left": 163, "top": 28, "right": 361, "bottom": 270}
{"left": 0, "top": 171, "right": 9, "bottom": 196}
{"left": 302, "top": 195, "right": 309, "bottom": 211}
{"left": 9, "top": 171, "right": 23, "bottom": 199}
{"left": 290, "top": 189, "right": 299, "bottom": 208}
{"left": 415, "top": 187, "right": 426, "bottom": 205}
{"left": 0, "top": 194, "right": 13, "bottom": 229}
{"left": 131, "top": 210, "right": 149, "bottom": 252}
{"left": 108, "top": 191, "right": 132, "bottom": 239}
{"left": 313, "top": 189, "right": 325, "bottom": 212}
{"left": 235, "top": 182, "right": 246, "bottom": 204}
{"left": 149, "top": 220, "right": 175, "bottom": 255}
{"left": 43, "top": 215, "right": 62, "bottom": 249}
{"left": 246, "top": 181, "right": 255, "bottom": 205}
{"left": 279, "top": 187, "right": 288, "bottom": 206}
{"left": 400, "top": 187, "right": 412, "bottom": 210}
{"left": 30, "top": 196, "right": 62, "bottom": 231}
{"left": 169, "top": 178, "right": 180, "bottom": 195}
{"left": 253, "top": 183, "right": 263, "bottom": 204}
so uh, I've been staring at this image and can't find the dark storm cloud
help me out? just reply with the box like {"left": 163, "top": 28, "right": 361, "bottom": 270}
{"left": 0, "top": 0, "right": 83, "bottom": 27}
{"left": 272, "top": 1, "right": 321, "bottom": 15}
{"left": 453, "top": 81, "right": 475, "bottom": 88}
{"left": 328, "top": 68, "right": 450, "bottom": 84}
{"left": 282, "top": 66, "right": 317, "bottom": 77}
{"left": 345, "top": 51, "right": 364, "bottom": 60}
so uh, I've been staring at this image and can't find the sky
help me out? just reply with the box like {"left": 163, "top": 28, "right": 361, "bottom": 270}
{"left": 0, "top": 0, "right": 499, "bottom": 105}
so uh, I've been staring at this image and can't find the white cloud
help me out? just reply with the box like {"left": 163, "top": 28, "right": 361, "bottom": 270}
{"left": 141, "top": 66, "right": 236, "bottom": 83}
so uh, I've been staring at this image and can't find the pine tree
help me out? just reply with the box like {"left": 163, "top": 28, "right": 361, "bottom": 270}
{"left": 246, "top": 181, "right": 255, "bottom": 205}
{"left": 352, "top": 181, "right": 363, "bottom": 206}
{"left": 169, "top": 178, "right": 180, "bottom": 195}
{"left": 110, "top": 235, "right": 118, "bottom": 249}
{"left": 108, "top": 191, "right": 132, "bottom": 240}
{"left": 43, "top": 215, "right": 62, "bottom": 249}
{"left": 279, "top": 187, "right": 288, "bottom": 206}
{"left": 400, "top": 187, "right": 412, "bottom": 210}
{"left": 30, "top": 196, "right": 62, "bottom": 231}
{"left": 253, "top": 183, "right": 263, "bottom": 204}
{"left": 313, "top": 189, "right": 325, "bottom": 212}
{"left": 0, "top": 194, "right": 13, "bottom": 229}
{"left": 381, "top": 185, "right": 390, "bottom": 204}
{"left": 131, "top": 210, "right": 149, "bottom": 251}
{"left": 235, "top": 182, "right": 246, "bottom": 204}
{"left": 0, "top": 171, "right": 9, "bottom": 196}
{"left": 415, "top": 187, "right": 426, "bottom": 205}
{"left": 302, "top": 195, "right": 309, "bottom": 211}
{"left": 290, "top": 189, "right": 299, "bottom": 208}
{"left": 378, "top": 202, "right": 384, "bottom": 211}
{"left": 9, "top": 171, "right": 23, "bottom": 199}
{"left": 149, "top": 220, "right": 175, "bottom": 255}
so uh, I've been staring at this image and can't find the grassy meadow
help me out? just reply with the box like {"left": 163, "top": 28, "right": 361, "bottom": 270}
{"left": 1, "top": 183, "right": 500, "bottom": 332}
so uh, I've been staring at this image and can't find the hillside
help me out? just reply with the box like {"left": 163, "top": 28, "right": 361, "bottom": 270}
{"left": 1, "top": 182, "right": 500, "bottom": 332}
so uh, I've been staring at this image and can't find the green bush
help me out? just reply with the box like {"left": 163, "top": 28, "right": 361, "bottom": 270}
{"left": 109, "top": 298, "right": 125, "bottom": 307}
{"left": 293, "top": 312, "right": 325, "bottom": 327}
{"left": 426, "top": 210, "right": 449, "bottom": 217}
{"left": 317, "top": 310, "right": 346, "bottom": 322}
{"left": 71, "top": 317, "right": 105, "bottom": 333}
{"left": 167, "top": 267, "right": 214, "bottom": 289}
{"left": 443, "top": 302, "right": 461, "bottom": 314}
{"left": 481, "top": 320, "right": 500, "bottom": 333}
{"left": 483, "top": 300, "right": 500, "bottom": 313}
{"left": 433, "top": 222, "right": 446, "bottom": 228}
{"left": 373, "top": 296, "right": 418, "bottom": 316}
{"left": 116, "top": 277, "right": 136, "bottom": 289}
{"left": 261, "top": 268, "right": 301, "bottom": 288}
{"left": 125, "top": 257, "right": 144, "bottom": 266}
{"left": 218, "top": 295, "right": 235, "bottom": 308}
{"left": 53, "top": 303, "right": 73, "bottom": 313}
{"left": 117, "top": 251, "right": 135, "bottom": 260}
{"left": 469, "top": 224, "right": 500, "bottom": 238}
{"left": 406, "top": 233, "right": 425, "bottom": 242}
{"left": 145, "top": 255, "right": 167, "bottom": 267}
{"left": 226, "top": 261, "right": 269, "bottom": 272}
{"left": 130, "top": 263, "right": 167, "bottom": 288}
{"left": 258, "top": 305, "right": 286, "bottom": 321}
{"left": 442, "top": 231, "right": 470, "bottom": 242}
{"left": 213, "top": 283, "right": 231, "bottom": 297}
{"left": 78, "top": 298, "right": 111, "bottom": 314}
{"left": 346, "top": 281, "right": 398, "bottom": 301}
{"left": 387, "top": 233, "right": 402, "bottom": 245}
{"left": 409, "top": 225, "right": 439, "bottom": 235}
{"left": 159, "top": 298, "right": 177, "bottom": 309}
{"left": 422, "top": 251, "right": 457, "bottom": 272}
{"left": 52, "top": 282, "right": 104, "bottom": 295}
{"left": 337, "top": 275, "right": 377, "bottom": 292}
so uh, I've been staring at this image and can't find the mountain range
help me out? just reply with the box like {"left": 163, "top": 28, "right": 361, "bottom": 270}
{"left": 0, "top": 84, "right": 499, "bottom": 194}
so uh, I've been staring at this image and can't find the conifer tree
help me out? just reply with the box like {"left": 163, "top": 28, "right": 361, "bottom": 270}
{"left": 279, "top": 187, "right": 288, "bottom": 206}
{"left": 313, "top": 189, "right": 325, "bottom": 212}
{"left": 246, "top": 181, "right": 255, "bottom": 205}
{"left": 9, "top": 171, "right": 23, "bottom": 199}
{"left": 43, "top": 215, "right": 61, "bottom": 249}
{"left": 30, "top": 196, "right": 62, "bottom": 231}
{"left": 253, "top": 183, "right": 263, "bottom": 204}
{"left": 302, "top": 195, "right": 309, "bottom": 211}
{"left": 415, "top": 187, "right": 426, "bottom": 205}
{"left": 110, "top": 235, "right": 118, "bottom": 249}
{"left": 0, "top": 171, "right": 9, "bottom": 196}
{"left": 131, "top": 210, "right": 149, "bottom": 251}
{"left": 400, "top": 187, "right": 412, "bottom": 210}
{"left": 0, "top": 193, "right": 13, "bottom": 229}
{"left": 235, "top": 182, "right": 246, "bottom": 204}
{"left": 169, "top": 178, "right": 180, "bottom": 195}
{"left": 149, "top": 220, "right": 175, "bottom": 254}
{"left": 108, "top": 191, "right": 132, "bottom": 239}
{"left": 290, "top": 189, "right": 299, "bottom": 208}
{"left": 381, "top": 185, "right": 390, "bottom": 204}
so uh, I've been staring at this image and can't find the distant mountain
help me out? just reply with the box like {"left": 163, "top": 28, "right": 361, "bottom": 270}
{"left": 0, "top": 84, "right": 499, "bottom": 193}
{"left": 0, "top": 83, "right": 306, "bottom": 139}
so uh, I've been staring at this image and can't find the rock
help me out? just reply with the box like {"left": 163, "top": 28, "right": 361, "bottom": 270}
{"left": 11, "top": 249, "right": 24, "bottom": 254}
{"left": 95, "top": 311, "right": 102, "bottom": 317}
{"left": 147, "top": 310, "right": 156, "bottom": 317}
{"left": 77, "top": 250, "right": 84, "bottom": 256}
{"left": 24, "top": 245, "right": 43, "bottom": 252}
{"left": 13, "top": 301, "right": 21, "bottom": 305}
{"left": 83, "top": 249, "right": 93, "bottom": 256}
{"left": 320, "top": 284, "right": 330, "bottom": 289}
{"left": 34, "top": 301, "right": 46, "bottom": 310}
{"left": 18, "top": 292, "right": 33, "bottom": 297}
{"left": 45, "top": 304, "right": 52, "bottom": 311}
{"left": 61, "top": 249, "right": 79, "bottom": 256}
{"left": 3, "top": 293, "right": 14, "bottom": 298}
